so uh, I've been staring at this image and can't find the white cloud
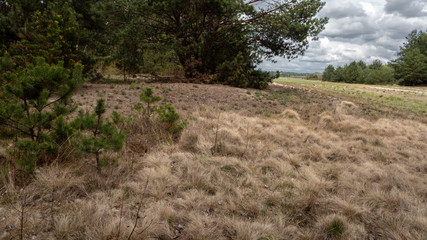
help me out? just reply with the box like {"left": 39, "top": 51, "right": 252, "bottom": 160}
{"left": 259, "top": 0, "right": 427, "bottom": 73}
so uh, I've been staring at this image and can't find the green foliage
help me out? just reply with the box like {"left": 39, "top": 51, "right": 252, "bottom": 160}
{"left": 213, "top": 52, "right": 273, "bottom": 89}
{"left": 327, "top": 218, "right": 345, "bottom": 237}
{"left": 73, "top": 99, "right": 125, "bottom": 170}
{"left": 140, "top": 87, "right": 161, "bottom": 114}
{"left": 213, "top": 52, "right": 254, "bottom": 88}
{"left": 11, "top": 140, "right": 38, "bottom": 174}
{"left": 322, "top": 65, "right": 335, "bottom": 81}
{"left": 306, "top": 73, "right": 319, "bottom": 80}
{"left": 108, "top": 0, "right": 327, "bottom": 88}
{"left": 114, "top": 25, "right": 145, "bottom": 80}
{"left": 277, "top": 72, "right": 309, "bottom": 78}
{"left": 364, "top": 65, "right": 396, "bottom": 85}
{"left": 135, "top": 88, "right": 187, "bottom": 134}
{"left": 392, "top": 30, "right": 427, "bottom": 86}
{"left": 324, "top": 60, "right": 396, "bottom": 85}
{"left": 140, "top": 44, "right": 183, "bottom": 76}
{"left": 157, "top": 104, "right": 180, "bottom": 123}
{"left": 0, "top": 53, "right": 15, "bottom": 74}
{"left": 156, "top": 104, "right": 188, "bottom": 133}
{"left": 53, "top": 116, "right": 74, "bottom": 144}
{"left": 0, "top": 0, "right": 45, "bottom": 47}
{"left": 342, "top": 61, "right": 364, "bottom": 83}
{"left": 0, "top": 58, "right": 83, "bottom": 173}
{"left": 0, "top": 59, "right": 82, "bottom": 137}
{"left": 1, "top": 0, "right": 111, "bottom": 76}
{"left": 3, "top": 1, "right": 82, "bottom": 70}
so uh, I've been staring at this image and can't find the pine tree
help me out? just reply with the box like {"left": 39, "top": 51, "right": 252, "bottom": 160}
{"left": 0, "top": 58, "right": 83, "bottom": 173}
{"left": 392, "top": 30, "right": 427, "bottom": 86}
{"left": 73, "top": 99, "right": 125, "bottom": 171}
{"left": 140, "top": 87, "right": 161, "bottom": 115}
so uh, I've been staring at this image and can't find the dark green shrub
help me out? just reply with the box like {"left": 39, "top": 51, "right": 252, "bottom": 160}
{"left": 327, "top": 218, "right": 345, "bottom": 237}
{"left": 212, "top": 52, "right": 273, "bottom": 89}
{"left": 156, "top": 104, "right": 188, "bottom": 133}
{"left": 0, "top": 58, "right": 83, "bottom": 173}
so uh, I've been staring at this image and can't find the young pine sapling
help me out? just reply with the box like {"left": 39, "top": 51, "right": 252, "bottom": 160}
{"left": 140, "top": 87, "right": 161, "bottom": 115}
{"left": 73, "top": 99, "right": 125, "bottom": 171}
{"left": 0, "top": 58, "right": 83, "bottom": 173}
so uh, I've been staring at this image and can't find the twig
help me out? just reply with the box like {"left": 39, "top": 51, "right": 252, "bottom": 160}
{"left": 117, "top": 197, "right": 124, "bottom": 239}
{"left": 50, "top": 187, "right": 55, "bottom": 231}
{"left": 19, "top": 191, "right": 27, "bottom": 240}
{"left": 212, "top": 111, "right": 221, "bottom": 154}
{"left": 128, "top": 179, "right": 149, "bottom": 240}
{"left": 241, "top": 122, "right": 250, "bottom": 159}
{"left": 136, "top": 218, "right": 153, "bottom": 235}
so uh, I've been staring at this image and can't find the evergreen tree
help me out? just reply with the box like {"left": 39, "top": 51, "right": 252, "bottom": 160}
{"left": 364, "top": 65, "right": 395, "bottom": 85}
{"left": 2, "top": 1, "right": 82, "bottom": 71}
{"left": 324, "top": 60, "right": 396, "bottom": 85}
{"left": 140, "top": 87, "right": 161, "bottom": 115}
{"left": 394, "top": 48, "right": 427, "bottom": 86}
{"left": 114, "top": 25, "right": 145, "bottom": 81}
{"left": 369, "top": 60, "right": 383, "bottom": 70}
{"left": 108, "top": 0, "right": 328, "bottom": 88}
{"left": 392, "top": 30, "right": 427, "bottom": 86}
{"left": 322, "top": 65, "right": 335, "bottom": 81}
{"left": 332, "top": 66, "right": 344, "bottom": 82}
{"left": 73, "top": 99, "right": 125, "bottom": 171}
{"left": 343, "top": 61, "right": 364, "bottom": 83}
{"left": 0, "top": 58, "right": 83, "bottom": 173}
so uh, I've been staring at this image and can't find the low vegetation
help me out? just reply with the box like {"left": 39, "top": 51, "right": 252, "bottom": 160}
{"left": 276, "top": 78, "right": 427, "bottom": 116}
{"left": 1, "top": 80, "right": 426, "bottom": 239}
{"left": 1, "top": 1, "right": 426, "bottom": 239}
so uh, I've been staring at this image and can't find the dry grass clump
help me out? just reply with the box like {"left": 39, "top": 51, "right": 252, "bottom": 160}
{"left": 282, "top": 109, "right": 301, "bottom": 120}
{"left": 336, "top": 100, "right": 358, "bottom": 115}
{"left": 1, "top": 102, "right": 426, "bottom": 239}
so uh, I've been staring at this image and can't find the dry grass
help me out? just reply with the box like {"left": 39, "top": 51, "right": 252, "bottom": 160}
{"left": 1, "top": 93, "right": 426, "bottom": 239}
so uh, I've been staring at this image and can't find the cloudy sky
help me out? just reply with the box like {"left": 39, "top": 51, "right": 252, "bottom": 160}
{"left": 259, "top": 0, "right": 427, "bottom": 73}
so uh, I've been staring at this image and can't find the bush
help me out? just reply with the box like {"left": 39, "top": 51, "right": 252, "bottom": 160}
{"left": 306, "top": 73, "right": 319, "bottom": 80}
{"left": 212, "top": 52, "right": 273, "bottom": 89}
{"left": 134, "top": 87, "right": 187, "bottom": 136}
{"left": 0, "top": 58, "right": 83, "bottom": 173}
{"left": 156, "top": 104, "right": 188, "bottom": 133}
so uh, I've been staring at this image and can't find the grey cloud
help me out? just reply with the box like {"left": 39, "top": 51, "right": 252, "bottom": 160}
{"left": 320, "top": 18, "right": 377, "bottom": 41}
{"left": 258, "top": 0, "right": 427, "bottom": 73}
{"left": 385, "top": 0, "right": 427, "bottom": 18}
{"left": 319, "top": 3, "right": 366, "bottom": 19}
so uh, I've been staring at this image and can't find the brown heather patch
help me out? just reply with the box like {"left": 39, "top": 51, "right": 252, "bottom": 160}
{"left": 1, "top": 87, "right": 427, "bottom": 239}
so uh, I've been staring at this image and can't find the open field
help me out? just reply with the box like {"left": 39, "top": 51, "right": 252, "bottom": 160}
{"left": 275, "top": 78, "right": 427, "bottom": 117}
{"left": 1, "top": 80, "right": 426, "bottom": 239}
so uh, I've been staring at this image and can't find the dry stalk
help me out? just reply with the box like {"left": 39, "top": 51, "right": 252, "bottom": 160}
{"left": 116, "top": 197, "right": 124, "bottom": 239}
{"left": 212, "top": 111, "right": 221, "bottom": 154}
{"left": 16, "top": 190, "right": 27, "bottom": 240}
{"left": 241, "top": 122, "right": 250, "bottom": 159}
{"left": 50, "top": 187, "right": 55, "bottom": 231}
{"left": 127, "top": 178, "right": 150, "bottom": 240}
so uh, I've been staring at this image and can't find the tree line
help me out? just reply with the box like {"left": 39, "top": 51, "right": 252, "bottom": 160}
{"left": 1, "top": 0, "right": 328, "bottom": 89}
{"left": 322, "top": 30, "right": 427, "bottom": 86}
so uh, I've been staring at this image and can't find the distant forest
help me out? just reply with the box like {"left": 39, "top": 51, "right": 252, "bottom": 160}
{"left": 322, "top": 30, "right": 427, "bottom": 86}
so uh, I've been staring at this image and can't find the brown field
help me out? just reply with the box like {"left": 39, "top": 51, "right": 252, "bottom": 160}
{"left": 1, "top": 80, "right": 426, "bottom": 240}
